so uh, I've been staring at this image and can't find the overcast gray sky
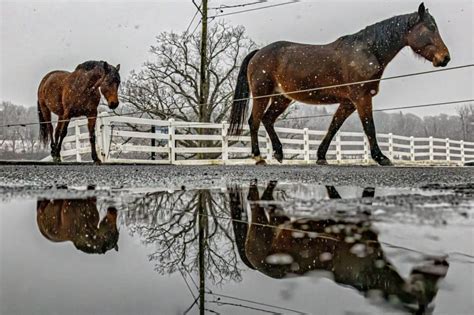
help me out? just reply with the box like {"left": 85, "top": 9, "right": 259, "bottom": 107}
{"left": 0, "top": 0, "right": 472, "bottom": 117}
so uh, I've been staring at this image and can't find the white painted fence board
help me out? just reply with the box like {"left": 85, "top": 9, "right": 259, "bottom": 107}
{"left": 342, "top": 150, "right": 365, "bottom": 155}
{"left": 174, "top": 134, "right": 222, "bottom": 141}
{"left": 112, "top": 130, "right": 169, "bottom": 140}
{"left": 108, "top": 116, "right": 169, "bottom": 126}
{"left": 117, "top": 145, "right": 169, "bottom": 153}
{"left": 280, "top": 138, "right": 305, "bottom": 144}
{"left": 174, "top": 147, "right": 222, "bottom": 153}
{"left": 227, "top": 147, "right": 251, "bottom": 153}
{"left": 274, "top": 127, "right": 305, "bottom": 134}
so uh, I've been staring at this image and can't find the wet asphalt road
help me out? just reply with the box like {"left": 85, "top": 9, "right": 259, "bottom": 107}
{"left": 0, "top": 164, "right": 473, "bottom": 195}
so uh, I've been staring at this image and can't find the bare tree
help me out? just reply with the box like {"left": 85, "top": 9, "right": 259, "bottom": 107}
{"left": 457, "top": 104, "right": 474, "bottom": 141}
{"left": 121, "top": 22, "right": 256, "bottom": 123}
{"left": 122, "top": 189, "right": 242, "bottom": 284}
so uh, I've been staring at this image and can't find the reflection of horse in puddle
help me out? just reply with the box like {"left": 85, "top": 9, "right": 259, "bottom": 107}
{"left": 230, "top": 181, "right": 448, "bottom": 313}
{"left": 36, "top": 198, "right": 119, "bottom": 254}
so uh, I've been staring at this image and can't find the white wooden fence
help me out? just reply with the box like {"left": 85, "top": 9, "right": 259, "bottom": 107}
{"left": 52, "top": 113, "right": 474, "bottom": 165}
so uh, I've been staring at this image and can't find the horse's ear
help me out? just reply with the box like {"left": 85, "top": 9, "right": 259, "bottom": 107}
{"left": 116, "top": 64, "right": 120, "bottom": 71}
{"left": 418, "top": 2, "right": 426, "bottom": 20}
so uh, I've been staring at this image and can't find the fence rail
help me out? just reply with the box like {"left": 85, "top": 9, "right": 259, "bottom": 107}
{"left": 44, "top": 113, "right": 474, "bottom": 165}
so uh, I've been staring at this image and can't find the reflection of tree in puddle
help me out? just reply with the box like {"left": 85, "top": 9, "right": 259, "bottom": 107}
{"left": 36, "top": 198, "right": 119, "bottom": 254}
{"left": 122, "top": 189, "right": 241, "bottom": 284}
{"left": 231, "top": 180, "right": 449, "bottom": 314}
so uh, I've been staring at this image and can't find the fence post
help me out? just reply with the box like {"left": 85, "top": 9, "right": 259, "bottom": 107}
{"left": 363, "top": 135, "right": 369, "bottom": 164}
{"left": 446, "top": 138, "right": 450, "bottom": 162}
{"left": 151, "top": 125, "right": 156, "bottom": 161}
{"left": 101, "top": 116, "right": 112, "bottom": 162}
{"left": 222, "top": 121, "right": 228, "bottom": 164}
{"left": 266, "top": 133, "right": 273, "bottom": 161}
{"left": 410, "top": 136, "right": 415, "bottom": 162}
{"left": 336, "top": 133, "right": 342, "bottom": 163}
{"left": 168, "top": 118, "right": 175, "bottom": 164}
{"left": 460, "top": 140, "right": 465, "bottom": 165}
{"left": 74, "top": 121, "right": 82, "bottom": 162}
{"left": 429, "top": 136, "right": 434, "bottom": 162}
{"left": 303, "top": 128, "right": 310, "bottom": 163}
{"left": 95, "top": 113, "right": 103, "bottom": 160}
{"left": 388, "top": 133, "right": 393, "bottom": 160}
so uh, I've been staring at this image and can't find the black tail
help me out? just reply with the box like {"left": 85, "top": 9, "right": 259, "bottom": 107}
{"left": 37, "top": 101, "right": 49, "bottom": 146}
{"left": 228, "top": 49, "right": 259, "bottom": 135}
{"left": 229, "top": 186, "right": 256, "bottom": 270}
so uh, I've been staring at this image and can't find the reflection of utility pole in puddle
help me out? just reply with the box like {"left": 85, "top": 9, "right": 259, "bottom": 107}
{"left": 198, "top": 189, "right": 206, "bottom": 315}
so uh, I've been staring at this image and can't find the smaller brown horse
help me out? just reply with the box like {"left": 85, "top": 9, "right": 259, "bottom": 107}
{"left": 36, "top": 198, "right": 119, "bottom": 254}
{"left": 37, "top": 61, "right": 121, "bottom": 163}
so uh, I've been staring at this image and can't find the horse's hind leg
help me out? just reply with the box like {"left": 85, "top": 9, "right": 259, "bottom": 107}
{"left": 248, "top": 97, "right": 271, "bottom": 165}
{"left": 87, "top": 116, "right": 101, "bottom": 164}
{"left": 317, "top": 102, "right": 356, "bottom": 165}
{"left": 52, "top": 117, "right": 70, "bottom": 162}
{"left": 262, "top": 96, "right": 292, "bottom": 163}
{"left": 353, "top": 96, "right": 392, "bottom": 166}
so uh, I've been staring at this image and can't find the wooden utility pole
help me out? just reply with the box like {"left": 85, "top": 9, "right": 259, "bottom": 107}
{"left": 197, "top": 0, "right": 208, "bottom": 159}
{"left": 198, "top": 0, "right": 208, "bottom": 123}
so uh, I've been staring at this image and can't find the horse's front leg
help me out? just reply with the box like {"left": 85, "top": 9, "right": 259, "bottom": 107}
{"left": 317, "top": 102, "right": 356, "bottom": 165}
{"left": 353, "top": 96, "right": 392, "bottom": 166}
{"left": 87, "top": 116, "right": 101, "bottom": 165}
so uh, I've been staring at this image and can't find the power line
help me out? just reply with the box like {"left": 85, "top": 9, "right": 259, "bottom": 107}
{"left": 281, "top": 99, "right": 474, "bottom": 121}
{"left": 208, "top": 0, "right": 300, "bottom": 19}
{"left": 1, "top": 64, "right": 472, "bottom": 128}
{"left": 185, "top": 1, "right": 201, "bottom": 34}
{"left": 186, "top": 18, "right": 202, "bottom": 39}
{"left": 209, "top": 1, "right": 266, "bottom": 10}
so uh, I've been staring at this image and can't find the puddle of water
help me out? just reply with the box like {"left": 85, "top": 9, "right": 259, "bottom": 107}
{"left": 1, "top": 182, "right": 473, "bottom": 315}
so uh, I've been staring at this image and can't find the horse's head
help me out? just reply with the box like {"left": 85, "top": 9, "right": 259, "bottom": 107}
{"left": 98, "top": 62, "right": 121, "bottom": 110}
{"left": 406, "top": 3, "right": 450, "bottom": 67}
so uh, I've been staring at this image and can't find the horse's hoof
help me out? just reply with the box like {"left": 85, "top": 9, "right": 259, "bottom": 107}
{"left": 376, "top": 156, "right": 393, "bottom": 166}
{"left": 274, "top": 151, "right": 283, "bottom": 163}
{"left": 256, "top": 159, "right": 267, "bottom": 166}
{"left": 93, "top": 159, "right": 102, "bottom": 165}
{"left": 253, "top": 155, "right": 267, "bottom": 166}
{"left": 52, "top": 156, "right": 62, "bottom": 163}
{"left": 316, "top": 159, "right": 328, "bottom": 165}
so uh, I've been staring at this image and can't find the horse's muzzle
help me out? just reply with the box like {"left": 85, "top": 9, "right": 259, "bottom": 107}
{"left": 435, "top": 55, "right": 451, "bottom": 67}
{"left": 109, "top": 101, "right": 119, "bottom": 109}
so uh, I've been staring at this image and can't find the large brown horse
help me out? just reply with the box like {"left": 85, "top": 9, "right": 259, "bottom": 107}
{"left": 229, "top": 3, "right": 450, "bottom": 166}
{"left": 36, "top": 198, "right": 119, "bottom": 254}
{"left": 229, "top": 181, "right": 449, "bottom": 313}
{"left": 37, "top": 61, "right": 121, "bottom": 163}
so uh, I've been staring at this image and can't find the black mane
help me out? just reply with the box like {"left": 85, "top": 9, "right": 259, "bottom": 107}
{"left": 76, "top": 60, "right": 105, "bottom": 71}
{"left": 339, "top": 12, "right": 422, "bottom": 62}
{"left": 75, "top": 60, "right": 120, "bottom": 83}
